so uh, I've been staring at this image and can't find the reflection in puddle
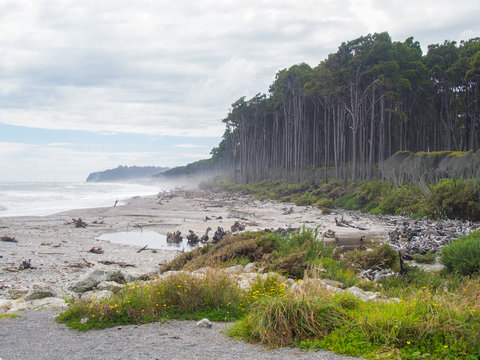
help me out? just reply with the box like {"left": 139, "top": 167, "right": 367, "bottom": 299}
{"left": 97, "top": 231, "right": 199, "bottom": 251}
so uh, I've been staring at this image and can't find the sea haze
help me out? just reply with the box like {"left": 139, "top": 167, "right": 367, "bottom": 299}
{"left": 0, "top": 181, "right": 167, "bottom": 217}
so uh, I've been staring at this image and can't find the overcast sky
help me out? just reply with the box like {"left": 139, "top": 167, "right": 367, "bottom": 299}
{"left": 1, "top": 0, "right": 479, "bottom": 181}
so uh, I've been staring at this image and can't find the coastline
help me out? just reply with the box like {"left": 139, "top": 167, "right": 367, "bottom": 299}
{"left": 0, "top": 187, "right": 393, "bottom": 302}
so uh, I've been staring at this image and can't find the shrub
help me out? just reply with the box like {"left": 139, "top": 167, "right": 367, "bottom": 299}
{"left": 344, "top": 243, "right": 399, "bottom": 271}
{"left": 427, "top": 179, "right": 480, "bottom": 221}
{"left": 412, "top": 251, "right": 437, "bottom": 264}
{"left": 440, "top": 230, "right": 480, "bottom": 275}
{"left": 230, "top": 292, "right": 347, "bottom": 348}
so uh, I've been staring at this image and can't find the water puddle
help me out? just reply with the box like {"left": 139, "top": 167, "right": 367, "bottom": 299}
{"left": 97, "top": 231, "right": 199, "bottom": 251}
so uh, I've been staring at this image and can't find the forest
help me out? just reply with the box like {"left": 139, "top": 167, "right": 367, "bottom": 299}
{"left": 202, "top": 32, "right": 480, "bottom": 184}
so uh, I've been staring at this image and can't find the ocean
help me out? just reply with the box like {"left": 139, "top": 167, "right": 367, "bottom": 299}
{"left": 0, "top": 181, "right": 170, "bottom": 217}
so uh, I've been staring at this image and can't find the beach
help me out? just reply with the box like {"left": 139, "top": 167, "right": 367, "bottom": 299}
{"left": 0, "top": 187, "right": 393, "bottom": 300}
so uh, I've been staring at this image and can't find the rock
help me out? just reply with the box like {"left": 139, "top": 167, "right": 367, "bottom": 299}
{"left": 11, "top": 297, "right": 67, "bottom": 312}
{"left": 6, "top": 289, "right": 28, "bottom": 300}
{"left": 319, "top": 279, "right": 346, "bottom": 289}
{"left": 196, "top": 318, "right": 212, "bottom": 328}
{"left": 346, "top": 286, "right": 384, "bottom": 302}
{"left": 81, "top": 290, "right": 114, "bottom": 302}
{"left": 232, "top": 273, "right": 258, "bottom": 289}
{"left": 96, "top": 281, "right": 124, "bottom": 292}
{"left": 25, "top": 282, "right": 58, "bottom": 301}
{"left": 243, "top": 263, "right": 256, "bottom": 272}
{"left": 68, "top": 264, "right": 125, "bottom": 293}
{"left": 224, "top": 265, "right": 244, "bottom": 274}
{"left": 0, "top": 299, "right": 13, "bottom": 313}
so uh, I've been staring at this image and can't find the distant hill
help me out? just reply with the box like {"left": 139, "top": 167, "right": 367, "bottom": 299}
{"left": 86, "top": 165, "right": 168, "bottom": 182}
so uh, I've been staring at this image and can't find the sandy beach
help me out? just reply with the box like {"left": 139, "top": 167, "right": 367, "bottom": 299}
{"left": 0, "top": 187, "right": 394, "bottom": 300}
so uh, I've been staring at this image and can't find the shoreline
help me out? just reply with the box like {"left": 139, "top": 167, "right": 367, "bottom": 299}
{"left": 0, "top": 187, "right": 393, "bottom": 301}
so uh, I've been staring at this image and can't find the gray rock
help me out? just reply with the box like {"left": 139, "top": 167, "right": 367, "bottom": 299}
{"left": 0, "top": 299, "right": 13, "bottom": 313}
{"left": 6, "top": 289, "right": 28, "bottom": 300}
{"left": 96, "top": 281, "right": 124, "bottom": 292}
{"left": 10, "top": 297, "right": 66, "bottom": 312}
{"left": 243, "top": 263, "right": 256, "bottom": 272}
{"left": 68, "top": 264, "right": 125, "bottom": 293}
{"left": 25, "top": 283, "right": 58, "bottom": 301}
{"left": 224, "top": 265, "right": 244, "bottom": 274}
{"left": 81, "top": 290, "right": 114, "bottom": 302}
{"left": 196, "top": 318, "right": 212, "bottom": 328}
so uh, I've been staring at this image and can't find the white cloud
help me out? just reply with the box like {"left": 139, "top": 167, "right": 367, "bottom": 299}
{"left": 1, "top": 0, "right": 477, "bottom": 138}
{"left": 174, "top": 144, "right": 205, "bottom": 149}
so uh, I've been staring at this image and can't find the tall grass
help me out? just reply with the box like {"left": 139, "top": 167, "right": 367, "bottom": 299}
{"left": 57, "top": 271, "right": 244, "bottom": 330}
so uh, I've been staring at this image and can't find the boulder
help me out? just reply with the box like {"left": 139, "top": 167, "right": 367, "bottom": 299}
{"left": 11, "top": 297, "right": 66, "bottom": 312}
{"left": 0, "top": 299, "right": 12, "bottom": 314}
{"left": 224, "top": 265, "right": 244, "bottom": 274}
{"left": 243, "top": 263, "right": 256, "bottom": 272}
{"left": 196, "top": 318, "right": 213, "bottom": 328}
{"left": 25, "top": 282, "right": 58, "bottom": 301}
{"left": 81, "top": 290, "right": 114, "bottom": 302}
{"left": 6, "top": 289, "right": 28, "bottom": 300}
{"left": 96, "top": 281, "right": 124, "bottom": 292}
{"left": 68, "top": 264, "right": 125, "bottom": 293}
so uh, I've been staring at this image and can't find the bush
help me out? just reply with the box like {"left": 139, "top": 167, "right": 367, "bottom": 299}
{"left": 427, "top": 179, "right": 480, "bottom": 221}
{"left": 412, "top": 251, "right": 437, "bottom": 264}
{"left": 440, "top": 230, "right": 480, "bottom": 275}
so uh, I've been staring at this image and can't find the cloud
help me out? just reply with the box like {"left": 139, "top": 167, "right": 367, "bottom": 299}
{"left": 2, "top": 0, "right": 478, "bottom": 139}
{"left": 174, "top": 144, "right": 205, "bottom": 149}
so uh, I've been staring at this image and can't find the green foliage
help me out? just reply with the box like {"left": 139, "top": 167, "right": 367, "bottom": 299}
{"left": 230, "top": 292, "right": 347, "bottom": 348}
{"left": 56, "top": 272, "right": 244, "bottom": 330}
{"left": 344, "top": 244, "right": 399, "bottom": 271}
{"left": 440, "top": 230, "right": 480, "bottom": 275}
{"left": 412, "top": 252, "right": 437, "bottom": 264}
{"left": 427, "top": 179, "right": 480, "bottom": 221}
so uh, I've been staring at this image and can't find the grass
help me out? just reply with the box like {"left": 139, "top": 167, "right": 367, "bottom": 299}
{"left": 200, "top": 178, "right": 480, "bottom": 221}
{"left": 56, "top": 271, "right": 245, "bottom": 330}
{"left": 57, "top": 229, "right": 480, "bottom": 359}
{"left": 0, "top": 313, "right": 20, "bottom": 320}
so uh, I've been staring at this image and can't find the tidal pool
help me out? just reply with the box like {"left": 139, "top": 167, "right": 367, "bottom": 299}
{"left": 97, "top": 231, "right": 199, "bottom": 251}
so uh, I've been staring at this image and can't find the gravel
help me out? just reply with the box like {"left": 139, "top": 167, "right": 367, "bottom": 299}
{"left": 0, "top": 310, "right": 360, "bottom": 360}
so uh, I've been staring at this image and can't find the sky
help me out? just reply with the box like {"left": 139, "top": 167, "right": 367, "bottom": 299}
{"left": 0, "top": 0, "right": 479, "bottom": 182}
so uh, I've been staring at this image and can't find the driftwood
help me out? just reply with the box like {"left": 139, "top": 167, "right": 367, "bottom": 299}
{"left": 212, "top": 227, "right": 227, "bottom": 244}
{"left": 187, "top": 230, "right": 200, "bottom": 246}
{"left": 166, "top": 231, "right": 183, "bottom": 243}
{"left": 335, "top": 216, "right": 368, "bottom": 230}
{"left": 19, "top": 259, "right": 36, "bottom": 270}
{"left": 1, "top": 236, "right": 17, "bottom": 243}
{"left": 201, "top": 227, "right": 212, "bottom": 243}
{"left": 82, "top": 258, "right": 95, "bottom": 267}
{"left": 88, "top": 246, "right": 104, "bottom": 254}
{"left": 386, "top": 217, "right": 478, "bottom": 255}
{"left": 98, "top": 260, "right": 135, "bottom": 268}
{"left": 231, "top": 221, "right": 245, "bottom": 232}
{"left": 137, "top": 245, "right": 149, "bottom": 253}
{"left": 72, "top": 218, "right": 87, "bottom": 228}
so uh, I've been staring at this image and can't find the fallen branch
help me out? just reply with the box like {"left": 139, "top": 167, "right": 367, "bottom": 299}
{"left": 98, "top": 260, "right": 135, "bottom": 268}
{"left": 1, "top": 236, "right": 17, "bottom": 243}
{"left": 19, "top": 259, "right": 36, "bottom": 270}
{"left": 88, "top": 246, "right": 104, "bottom": 254}
{"left": 137, "top": 245, "right": 149, "bottom": 253}
{"left": 72, "top": 218, "right": 87, "bottom": 228}
{"left": 82, "top": 258, "right": 95, "bottom": 267}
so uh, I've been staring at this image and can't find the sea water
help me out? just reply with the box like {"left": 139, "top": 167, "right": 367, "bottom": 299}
{"left": 0, "top": 181, "right": 170, "bottom": 217}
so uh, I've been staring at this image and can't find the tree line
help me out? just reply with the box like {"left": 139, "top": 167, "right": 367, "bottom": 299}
{"left": 208, "top": 32, "right": 480, "bottom": 183}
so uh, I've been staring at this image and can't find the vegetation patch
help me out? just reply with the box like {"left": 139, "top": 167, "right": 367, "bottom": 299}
{"left": 201, "top": 178, "right": 480, "bottom": 221}
{"left": 440, "top": 230, "right": 480, "bottom": 276}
